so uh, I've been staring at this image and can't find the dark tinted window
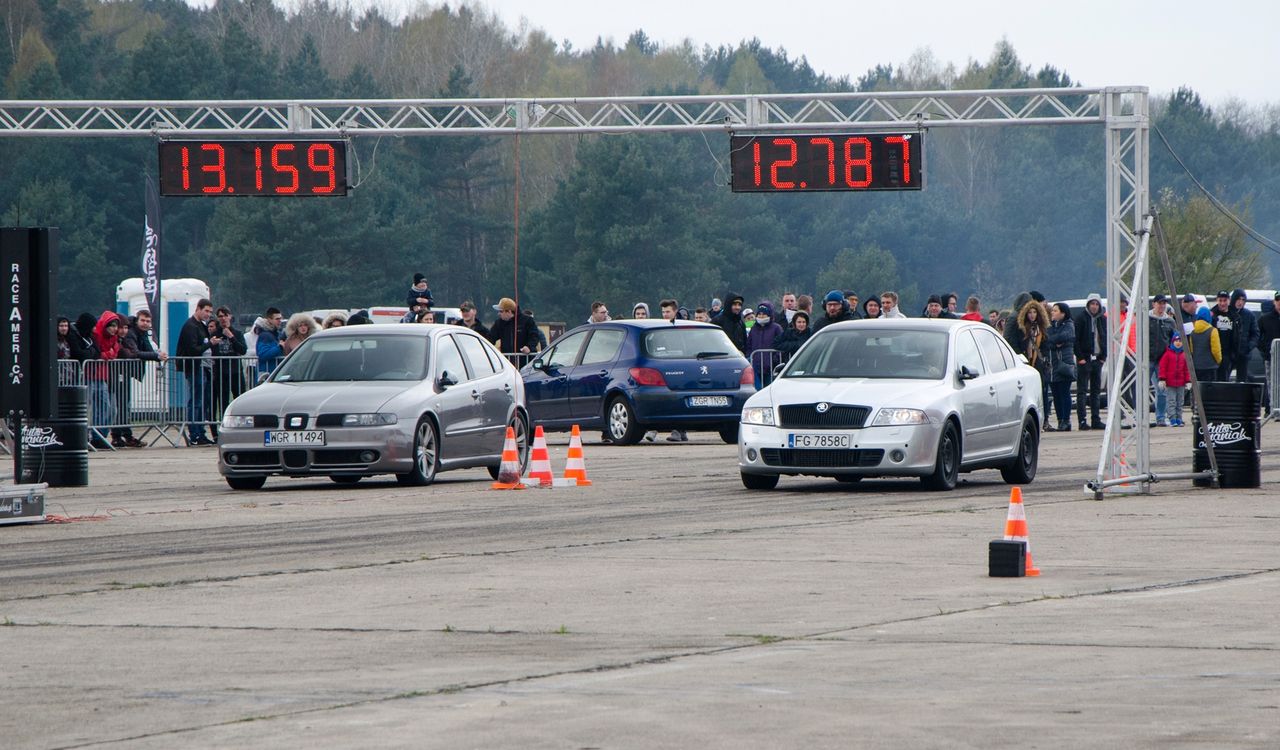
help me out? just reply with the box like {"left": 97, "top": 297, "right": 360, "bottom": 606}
{"left": 272, "top": 335, "right": 428, "bottom": 382}
{"left": 642, "top": 327, "right": 736, "bottom": 359}
{"left": 784, "top": 328, "right": 948, "bottom": 379}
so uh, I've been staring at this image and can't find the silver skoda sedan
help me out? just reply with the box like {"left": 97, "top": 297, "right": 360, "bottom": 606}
{"left": 218, "top": 324, "right": 529, "bottom": 490}
{"left": 738, "top": 319, "right": 1042, "bottom": 491}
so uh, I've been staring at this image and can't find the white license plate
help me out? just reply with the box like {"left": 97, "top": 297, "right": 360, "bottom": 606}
{"left": 789, "top": 433, "right": 850, "bottom": 449}
{"left": 264, "top": 430, "right": 326, "bottom": 446}
{"left": 688, "top": 395, "right": 731, "bottom": 407}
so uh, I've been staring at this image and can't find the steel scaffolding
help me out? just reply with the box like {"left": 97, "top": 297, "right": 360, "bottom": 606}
{"left": 0, "top": 87, "right": 1151, "bottom": 493}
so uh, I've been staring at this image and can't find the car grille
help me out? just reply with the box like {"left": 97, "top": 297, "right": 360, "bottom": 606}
{"left": 225, "top": 450, "right": 280, "bottom": 467}
{"left": 778, "top": 404, "right": 871, "bottom": 429}
{"left": 313, "top": 449, "right": 379, "bottom": 466}
{"left": 761, "top": 448, "right": 884, "bottom": 468}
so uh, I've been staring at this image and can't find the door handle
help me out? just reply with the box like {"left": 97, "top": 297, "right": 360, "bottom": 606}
{"left": 471, "top": 390, "right": 481, "bottom": 400}
{"left": 988, "top": 387, "right": 997, "bottom": 396}
{"left": 597, "top": 370, "right": 608, "bottom": 377}
{"left": 1016, "top": 380, "right": 1024, "bottom": 390}
{"left": 504, "top": 383, "right": 512, "bottom": 392}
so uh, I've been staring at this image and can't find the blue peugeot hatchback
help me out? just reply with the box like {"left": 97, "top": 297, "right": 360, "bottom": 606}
{"left": 521, "top": 320, "right": 755, "bottom": 444}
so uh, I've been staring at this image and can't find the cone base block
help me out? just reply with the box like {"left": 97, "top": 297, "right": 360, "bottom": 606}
{"left": 988, "top": 539, "right": 1027, "bottom": 577}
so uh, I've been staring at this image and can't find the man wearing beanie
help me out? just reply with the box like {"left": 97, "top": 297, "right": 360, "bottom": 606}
{"left": 812, "top": 289, "right": 856, "bottom": 333}
{"left": 1224, "top": 289, "right": 1259, "bottom": 382}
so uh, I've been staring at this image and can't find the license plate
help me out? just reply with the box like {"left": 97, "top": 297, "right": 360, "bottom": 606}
{"left": 264, "top": 430, "right": 326, "bottom": 446}
{"left": 789, "top": 433, "right": 851, "bottom": 449}
{"left": 688, "top": 395, "right": 730, "bottom": 407}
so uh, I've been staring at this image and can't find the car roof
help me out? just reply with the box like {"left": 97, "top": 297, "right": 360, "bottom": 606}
{"left": 822, "top": 318, "right": 974, "bottom": 332}
{"left": 311, "top": 323, "right": 470, "bottom": 337}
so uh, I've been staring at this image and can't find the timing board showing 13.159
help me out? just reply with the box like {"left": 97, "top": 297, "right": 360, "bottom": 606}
{"left": 729, "top": 132, "right": 923, "bottom": 192}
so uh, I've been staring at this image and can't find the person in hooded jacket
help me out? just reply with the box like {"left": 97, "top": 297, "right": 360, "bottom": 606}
{"left": 68, "top": 312, "right": 100, "bottom": 364}
{"left": 88, "top": 311, "right": 124, "bottom": 449}
{"left": 811, "top": 290, "right": 856, "bottom": 333}
{"left": 1015, "top": 299, "right": 1053, "bottom": 429}
{"left": 745, "top": 303, "right": 783, "bottom": 389}
{"left": 862, "top": 298, "right": 882, "bottom": 319}
{"left": 1157, "top": 332, "right": 1191, "bottom": 426}
{"left": 1074, "top": 294, "right": 1107, "bottom": 430}
{"left": 712, "top": 293, "right": 747, "bottom": 354}
{"left": 1224, "top": 289, "right": 1260, "bottom": 382}
{"left": 253, "top": 308, "right": 285, "bottom": 376}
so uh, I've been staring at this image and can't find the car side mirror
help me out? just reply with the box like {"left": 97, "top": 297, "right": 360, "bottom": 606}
{"left": 256, "top": 372, "right": 270, "bottom": 386}
{"left": 437, "top": 370, "right": 458, "bottom": 389}
{"left": 530, "top": 358, "right": 546, "bottom": 372}
{"left": 772, "top": 363, "right": 785, "bottom": 378}
{"left": 958, "top": 365, "right": 980, "bottom": 381}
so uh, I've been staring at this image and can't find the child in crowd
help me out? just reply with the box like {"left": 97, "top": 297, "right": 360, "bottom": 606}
{"left": 1157, "top": 332, "right": 1191, "bottom": 426}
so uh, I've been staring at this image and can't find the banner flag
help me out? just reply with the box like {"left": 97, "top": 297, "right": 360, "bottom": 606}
{"left": 142, "top": 175, "right": 162, "bottom": 343}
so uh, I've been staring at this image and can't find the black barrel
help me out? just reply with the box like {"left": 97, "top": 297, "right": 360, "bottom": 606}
{"left": 20, "top": 385, "right": 89, "bottom": 487}
{"left": 1192, "top": 382, "right": 1261, "bottom": 488}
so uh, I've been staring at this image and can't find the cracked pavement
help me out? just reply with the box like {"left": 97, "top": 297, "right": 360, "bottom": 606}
{"left": 2, "top": 427, "right": 1278, "bottom": 748}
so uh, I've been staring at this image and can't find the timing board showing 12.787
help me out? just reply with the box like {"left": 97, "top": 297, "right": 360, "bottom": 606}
{"left": 729, "top": 132, "right": 923, "bottom": 192}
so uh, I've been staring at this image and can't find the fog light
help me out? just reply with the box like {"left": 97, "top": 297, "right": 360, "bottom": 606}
{"left": 890, "top": 449, "right": 906, "bottom": 463}
{"left": 746, "top": 448, "right": 758, "bottom": 462}
{"left": 359, "top": 451, "right": 376, "bottom": 463}
{"left": 226, "top": 453, "right": 239, "bottom": 465}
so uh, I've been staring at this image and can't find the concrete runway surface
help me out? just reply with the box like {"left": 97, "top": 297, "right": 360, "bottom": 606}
{"left": 2, "top": 425, "right": 1278, "bottom": 749}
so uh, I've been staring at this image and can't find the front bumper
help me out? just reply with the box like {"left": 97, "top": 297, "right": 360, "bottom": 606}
{"left": 738, "top": 421, "right": 943, "bottom": 477}
{"left": 217, "top": 425, "right": 414, "bottom": 477}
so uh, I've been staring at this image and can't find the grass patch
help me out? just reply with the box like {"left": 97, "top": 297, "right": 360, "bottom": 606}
{"left": 554, "top": 624, "right": 569, "bottom": 635}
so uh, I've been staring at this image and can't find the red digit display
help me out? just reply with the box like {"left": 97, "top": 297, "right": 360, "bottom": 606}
{"left": 157, "top": 140, "right": 349, "bottom": 197}
{"left": 728, "top": 133, "right": 923, "bottom": 193}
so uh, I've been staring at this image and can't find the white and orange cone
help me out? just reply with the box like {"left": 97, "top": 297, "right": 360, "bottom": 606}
{"left": 562, "top": 424, "right": 593, "bottom": 487}
{"left": 522, "top": 425, "right": 554, "bottom": 488}
{"left": 1002, "top": 486, "right": 1040, "bottom": 576}
{"left": 490, "top": 426, "right": 526, "bottom": 490}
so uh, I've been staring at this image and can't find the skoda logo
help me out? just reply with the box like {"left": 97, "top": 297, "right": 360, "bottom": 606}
{"left": 816, "top": 402, "right": 830, "bottom": 413}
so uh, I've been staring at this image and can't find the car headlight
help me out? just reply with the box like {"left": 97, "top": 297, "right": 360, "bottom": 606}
{"left": 871, "top": 408, "right": 929, "bottom": 426}
{"left": 342, "top": 413, "right": 398, "bottom": 426}
{"left": 222, "top": 414, "right": 255, "bottom": 429}
{"left": 741, "top": 406, "right": 775, "bottom": 426}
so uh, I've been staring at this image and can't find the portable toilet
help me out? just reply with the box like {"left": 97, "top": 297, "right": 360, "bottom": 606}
{"left": 116, "top": 278, "right": 211, "bottom": 354}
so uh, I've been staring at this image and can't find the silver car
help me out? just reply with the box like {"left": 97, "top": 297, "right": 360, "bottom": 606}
{"left": 738, "top": 319, "right": 1042, "bottom": 491}
{"left": 218, "top": 324, "right": 529, "bottom": 490}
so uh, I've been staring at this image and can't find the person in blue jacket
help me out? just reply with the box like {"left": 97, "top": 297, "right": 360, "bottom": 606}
{"left": 253, "top": 307, "right": 285, "bottom": 376}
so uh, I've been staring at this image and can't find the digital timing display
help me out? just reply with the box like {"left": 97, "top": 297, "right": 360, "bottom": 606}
{"left": 158, "top": 140, "right": 349, "bottom": 197}
{"left": 729, "top": 132, "right": 923, "bottom": 192}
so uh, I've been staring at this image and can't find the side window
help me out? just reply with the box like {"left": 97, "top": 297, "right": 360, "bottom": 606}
{"left": 580, "top": 329, "right": 626, "bottom": 366}
{"left": 955, "top": 330, "right": 985, "bottom": 376}
{"left": 545, "top": 331, "right": 588, "bottom": 368}
{"left": 481, "top": 338, "right": 505, "bottom": 373}
{"left": 997, "top": 335, "right": 1017, "bottom": 370}
{"left": 456, "top": 334, "right": 497, "bottom": 378}
{"left": 435, "top": 335, "right": 469, "bottom": 382}
{"left": 975, "top": 330, "right": 1009, "bottom": 373}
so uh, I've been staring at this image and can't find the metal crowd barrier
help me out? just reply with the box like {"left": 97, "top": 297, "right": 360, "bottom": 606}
{"left": 1270, "top": 338, "right": 1279, "bottom": 419}
{"left": 751, "top": 349, "right": 786, "bottom": 389}
{"left": 56, "top": 356, "right": 261, "bottom": 449}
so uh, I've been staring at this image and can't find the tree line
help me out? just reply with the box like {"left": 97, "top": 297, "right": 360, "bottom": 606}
{"left": 3, "top": 0, "right": 1277, "bottom": 324}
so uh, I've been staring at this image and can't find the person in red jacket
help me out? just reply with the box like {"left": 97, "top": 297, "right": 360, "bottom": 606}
{"left": 1157, "top": 332, "right": 1191, "bottom": 427}
{"left": 88, "top": 311, "right": 124, "bottom": 449}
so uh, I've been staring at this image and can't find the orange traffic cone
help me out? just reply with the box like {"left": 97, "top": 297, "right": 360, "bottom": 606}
{"left": 490, "top": 426, "right": 526, "bottom": 490}
{"left": 1002, "top": 486, "right": 1040, "bottom": 576}
{"left": 522, "top": 425, "right": 554, "bottom": 488}
{"left": 562, "top": 424, "right": 593, "bottom": 486}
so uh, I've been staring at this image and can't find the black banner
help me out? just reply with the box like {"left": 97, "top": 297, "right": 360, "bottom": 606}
{"left": 0, "top": 228, "right": 58, "bottom": 420}
{"left": 143, "top": 175, "right": 161, "bottom": 343}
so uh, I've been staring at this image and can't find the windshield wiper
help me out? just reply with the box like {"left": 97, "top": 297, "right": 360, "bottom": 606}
{"left": 695, "top": 351, "right": 730, "bottom": 359}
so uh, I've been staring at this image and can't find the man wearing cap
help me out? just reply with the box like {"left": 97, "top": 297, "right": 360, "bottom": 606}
{"left": 1209, "top": 291, "right": 1237, "bottom": 381}
{"left": 1148, "top": 295, "right": 1176, "bottom": 425}
{"left": 812, "top": 290, "right": 857, "bottom": 333}
{"left": 1074, "top": 293, "right": 1106, "bottom": 430}
{"left": 453, "top": 300, "right": 489, "bottom": 337}
{"left": 487, "top": 298, "right": 540, "bottom": 356}
{"left": 1257, "top": 291, "right": 1280, "bottom": 412}
{"left": 1224, "top": 289, "right": 1260, "bottom": 383}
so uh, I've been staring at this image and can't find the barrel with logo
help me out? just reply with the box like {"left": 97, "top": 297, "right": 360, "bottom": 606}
{"left": 20, "top": 385, "right": 89, "bottom": 487}
{"left": 1192, "top": 382, "right": 1261, "bottom": 488}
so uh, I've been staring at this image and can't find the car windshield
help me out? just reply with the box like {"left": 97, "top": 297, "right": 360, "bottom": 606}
{"left": 642, "top": 327, "right": 737, "bottom": 359}
{"left": 783, "top": 329, "right": 948, "bottom": 379}
{"left": 272, "top": 335, "right": 429, "bottom": 382}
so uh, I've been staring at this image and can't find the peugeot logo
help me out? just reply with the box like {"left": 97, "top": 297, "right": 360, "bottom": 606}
{"left": 700, "top": 365, "right": 709, "bottom": 375}
{"left": 816, "top": 402, "right": 830, "bottom": 413}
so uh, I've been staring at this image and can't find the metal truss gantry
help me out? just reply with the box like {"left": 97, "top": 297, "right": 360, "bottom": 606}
{"left": 0, "top": 87, "right": 1151, "bottom": 494}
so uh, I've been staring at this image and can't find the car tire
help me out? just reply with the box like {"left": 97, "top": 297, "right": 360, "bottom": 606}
{"left": 741, "top": 471, "right": 780, "bottom": 490}
{"left": 488, "top": 411, "right": 530, "bottom": 479}
{"left": 1000, "top": 415, "right": 1040, "bottom": 485}
{"left": 605, "top": 396, "right": 642, "bottom": 445}
{"left": 718, "top": 424, "right": 739, "bottom": 444}
{"left": 330, "top": 475, "right": 361, "bottom": 485}
{"left": 397, "top": 416, "right": 439, "bottom": 486}
{"left": 226, "top": 475, "right": 266, "bottom": 491}
{"left": 834, "top": 475, "right": 862, "bottom": 484}
{"left": 922, "top": 421, "right": 960, "bottom": 491}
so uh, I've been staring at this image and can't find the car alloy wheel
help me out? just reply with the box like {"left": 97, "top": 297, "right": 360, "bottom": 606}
{"left": 606, "top": 397, "right": 642, "bottom": 445}
{"left": 398, "top": 417, "right": 439, "bottom": 486}
{"left": 923, "top": 421, "right": 959, "bottom": 491}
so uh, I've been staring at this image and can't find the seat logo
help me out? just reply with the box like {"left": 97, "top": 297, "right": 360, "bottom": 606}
{"left": 816, "top": 402, "right": 830, "bottom": 413}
